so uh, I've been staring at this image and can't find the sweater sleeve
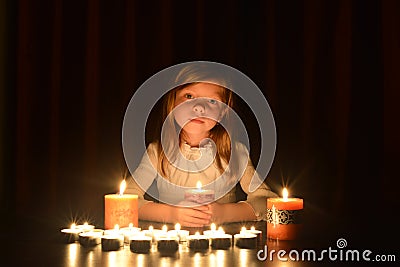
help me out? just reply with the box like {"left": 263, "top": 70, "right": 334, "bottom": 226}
{"left": 125, "top": 143, "right": 159, "bottom": 209}
{"left": 237, "top": 144, "right": 278, "bottom": 221}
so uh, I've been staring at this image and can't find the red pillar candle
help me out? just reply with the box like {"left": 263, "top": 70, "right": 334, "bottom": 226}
{"left": 266, "top": 188, "right": 303, "bottom": 240}
{"left": 104, "top": 180, "right": 138, "bottom": 229}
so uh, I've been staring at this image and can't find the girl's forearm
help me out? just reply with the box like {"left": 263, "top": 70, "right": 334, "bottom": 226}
{"left": 215, "top": 202, "right": 257, "bottom": 224}
{"left": 138, "top": 202, "right": 175, "bottom": 223}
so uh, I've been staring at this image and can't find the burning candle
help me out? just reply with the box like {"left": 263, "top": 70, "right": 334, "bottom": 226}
{"left": 78, "top": 229, "right": 104, "bottom": 247}
{"left": 120, "top": 223, "right": 141, "bottom": 244}
{"left": 102, "top": 225, "right": 124, "bottom": 251}
{"left": 266, "top": 188, "right": 303, "bottom": 240}
{"left": 247, "top": 226, "right": 263, "bottom": 247}
{"left": 129, "top": 234, "right": 152, "bottom": 254}
{"left": 184, "top": 181, "right": 215, "bottom": 204}
{"left": 168, "top": 223, "right": 189, "bottom": 243}
{"left": 207, "top": 226, "right": 232, "bottom": 249}
{"left": 188, "top": 231, "right": 210, "bottom": 250}
{"left": 104, "top": 179, "right": 138, "bottom": 229}
{"left": 234, "top": 227, "right": 257, "bottom": 249}
{"left": 203, "top": 223, "right": 220, "bottom": 237}
{"left": 156, "top": 230, "right": 179, "bottom": 253}
{"left": 76, "top": 222, "right": 95, "bottom": 232}
{"left": 143, "top": 225, "right": 164, "bottom": 243}
{"left": 60, "top": 223, "right": 82, "bottom": 243}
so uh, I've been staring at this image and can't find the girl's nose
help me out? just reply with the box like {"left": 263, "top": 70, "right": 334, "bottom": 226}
{"left": 193, "top": 103, "right": 205, "bottom": 114}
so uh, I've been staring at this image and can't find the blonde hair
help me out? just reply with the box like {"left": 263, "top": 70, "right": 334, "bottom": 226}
{"left": 156, "top": 64, "right": 235, "bottom": 178}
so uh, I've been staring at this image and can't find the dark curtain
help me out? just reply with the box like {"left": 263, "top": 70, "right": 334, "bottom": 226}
{"left": 1, "top": 0, "right": 399, "bottom": 241}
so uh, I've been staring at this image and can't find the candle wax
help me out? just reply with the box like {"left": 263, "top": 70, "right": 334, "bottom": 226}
{"left": 266, "top": 197, "right": 303, "bottom": 240}
{"left": 104, "top": 194, "right": 138, "bottom": 229}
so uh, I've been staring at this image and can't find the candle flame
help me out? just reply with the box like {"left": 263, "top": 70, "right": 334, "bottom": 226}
{"left": 71, "top": 223, "right": 76, "bottom": 229}
{"left": 282, "top": 187, "right": 289, "bottom": 201}
{"left": 210, "top": 223, "right": 216, "bottom": 231}
{"left": 149, "top": 226, "right": 154, "bottom": 231}
{"left": 162, "top": 225, "right": 168, "bottom": 232}
{"left": 129, "top": 223, "right": 133, "bottom": 229}
{"left": 240, "top": 226, "right": 247, "bottom": 235}
{"left": 119, "top": 180, "right": 127, "bottom": 195}
{"left": 114, "top": 224, "right": 120, "bottom": 230}
{"left": 251, "top": 226, "right": 255, "bottom": 231}
{"left": 175, "top": 223, "right": 181, "bottom": 231}
{"left": 195, "top": 231, "right": 200, "bottom": 236}
{"left": 196, "top": 181, "right": 202, "bottom": 190}
{"left": 218, "top": 226, "right": 224, "bottom": 234}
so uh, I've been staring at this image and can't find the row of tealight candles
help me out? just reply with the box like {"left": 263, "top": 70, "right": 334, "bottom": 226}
{"left": 60, "top": 222, "right": 262, "bottom": 253}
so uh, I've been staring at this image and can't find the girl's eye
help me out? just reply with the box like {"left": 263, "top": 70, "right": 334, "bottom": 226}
{"left": 184, "top": 93, "right": 194, "bottom": 99}
{"left": 209, "top": 99, "right": 217, "bottom": 104}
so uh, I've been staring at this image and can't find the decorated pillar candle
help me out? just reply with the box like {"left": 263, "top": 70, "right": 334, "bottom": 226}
{"left": 184, "top": 181, "right": 215, "bottom": 204}
{"left": 266, "top": 188, "right": 303, "bottom": 240}
{"left": 104, "top": 180, "right": 138, "bottom": 229}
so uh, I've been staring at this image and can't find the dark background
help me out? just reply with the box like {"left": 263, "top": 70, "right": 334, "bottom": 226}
{"left": 0, "top": 0, "right": 399, "bottom": 248}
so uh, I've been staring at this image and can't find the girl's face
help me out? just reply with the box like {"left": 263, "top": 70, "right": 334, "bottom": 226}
{"left": 173, "top": 83, "right": 225, "bottom": 136}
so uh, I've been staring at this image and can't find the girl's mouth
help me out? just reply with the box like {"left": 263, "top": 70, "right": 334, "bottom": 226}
{"left": 189, "top": 118, "right": 205, "bottom": 124}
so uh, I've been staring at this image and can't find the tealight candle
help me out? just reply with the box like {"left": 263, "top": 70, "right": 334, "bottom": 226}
{"left": 184, "top": 181, "right": 215, "bottom": 204}
{"left": 234, "top": 227, "right": 257, "bottom": 249}
{"left": 129, "top": 234, "right": 152, "bottom": 254}
{"left": 247, "top": 226, "right": 263, "bottom": 247}
{"left": 142, "top": 226, "right": 164, "bottom": 243}
{"left": 78, "top": 229, "right": 104, "bottom": 247}
{"left": 266, "top": 188, "right": 304, "bottom": 240}
{"left": 156, "top": 236, "right": 179, "bottom": 252}
{"left": 101, "top": 234, "right": 124, "bottom": 251}
{"left": 76, "top": 222, "right": 95, "bottom": 232}
{"left": 60, "top": 223, "right": 82, "bottom": 243}
{"left": 104, "top": 179, "right": 138, "bottom": 229}
{"left": 187, "top": 232, "right": 210, "bottom": 250}
{"left": 168, "top": 223, "right": 189, "bottom": 243}
{"left": 203, "top": 223, "right": 222, "bottom": 237}
{"left": 207, "top": 226, "right": 232, "bottom": 249}
{"left": 120, "top": 223, "right": 141, "bottom": 244}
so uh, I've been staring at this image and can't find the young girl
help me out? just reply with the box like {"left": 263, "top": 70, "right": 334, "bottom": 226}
{"left": 126, "top": 65, "right": 277, "bottom": 227}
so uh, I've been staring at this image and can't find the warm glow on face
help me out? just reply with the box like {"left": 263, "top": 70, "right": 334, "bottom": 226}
{"left": 211, "top": 223, "right": 216, "bottom": 231}
{"left": 282, "top": 188, "right": 289, "bottom": 201}
{"left": 120, "top": 180, "right": 127, "bottom": 195}
{"left": 175, "top": 223, "right": 181, "bottom": 231}
{"left": 196, "top": 181, "right": 202, "bottom": 190}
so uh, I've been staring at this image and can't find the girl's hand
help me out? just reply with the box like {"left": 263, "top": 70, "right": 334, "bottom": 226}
{"left": 173, "top": 201, "right": 212, "bottom": 227}
{"left": 207, "top": 202, "right": 224, "bottom": 224}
